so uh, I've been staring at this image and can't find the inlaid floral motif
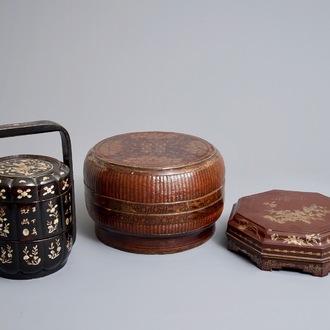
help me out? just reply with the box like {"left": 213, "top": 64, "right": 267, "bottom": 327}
{"left": 263, "top": 201, "right": 330, "bottom": 224}
{"left": 64, "top": 193, "right": 73, "bottom": 226}
{"left": 0, "top": 208, "right": 9, "bottom": 237}
{"left": 0, "top": 245, "right": 13, "bottom": 264}
{"left": 0, "top": 189, "right": 6, "bottom": 200}
{"left": 23, "top": 245, "right": 41, "bottom": 265}
{"left": 17, "top": 188, "right": 32, "bottom": 199}
{"left": 0, "top": 158, "right": 52, "bottom": 177}
{"left": 48, "top": 239, "right": 61, "bottom": 259}
{"left": 43, "top": 185, "right": 55, "bottom": 196}
{"left": 46, "top": 201, "right": 59, "bottom": 233}
{"left": 66, "top": 234, "right": 73, "bottom": 252}
{"left": 62, "top": 179, "right": 69, "bottom": 190}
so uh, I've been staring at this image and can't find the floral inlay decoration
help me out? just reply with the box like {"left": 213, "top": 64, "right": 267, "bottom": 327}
{"left": 0, "top": 158, "right": 52, "bottom": 177}
{"left": 17, "top": 189, "right": 32, "bottom": 199}
{"left": 0, "top": 189, "right": 6, "bottom": 200}
{"left": 0, "top": 245, "right": 13, "bottom": 264}
{"left": 47, "top": 201, "right": 59, "bottom": 233}
{"left": 23, "top": 245, "right": 41, "bottom": 266}
{"left": 48, "top": 239, "right": 61, "bottom": 259}
{"left": 0, "top": 208, "right": 9, "bottom": 237}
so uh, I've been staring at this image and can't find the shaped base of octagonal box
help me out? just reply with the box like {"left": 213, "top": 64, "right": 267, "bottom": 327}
{"left": 226, "top": 190, "right": 330, "bottom": 277}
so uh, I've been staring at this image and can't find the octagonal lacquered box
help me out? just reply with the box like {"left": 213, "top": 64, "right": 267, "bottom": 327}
{"left": 226, "top": 190, "right": 330, "bottom": 276}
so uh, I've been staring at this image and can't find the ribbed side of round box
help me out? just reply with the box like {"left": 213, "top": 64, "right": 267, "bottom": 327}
{"left": 84, "top": 131, "right": 225, "bottom": 254}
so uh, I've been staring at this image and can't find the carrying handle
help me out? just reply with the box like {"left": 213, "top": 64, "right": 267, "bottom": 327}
{"left": 0, "top": 120, "right": 73, "bottom": 172}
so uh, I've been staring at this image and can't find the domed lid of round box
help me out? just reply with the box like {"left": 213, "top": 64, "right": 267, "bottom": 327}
{"left": 226, "top": 190, "right": 330, "bottom": 276}
{"left": 84, "top": 131, "right": 225, "bottom": 254}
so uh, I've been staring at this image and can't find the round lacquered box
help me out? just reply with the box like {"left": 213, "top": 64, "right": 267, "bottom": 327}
{"left": 84, "top": 131, "right": 225, "bottom": 254}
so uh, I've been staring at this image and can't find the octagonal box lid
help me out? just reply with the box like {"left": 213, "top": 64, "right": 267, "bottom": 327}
{"left": 226, "top": 190, "right": 330, "bottom": 276}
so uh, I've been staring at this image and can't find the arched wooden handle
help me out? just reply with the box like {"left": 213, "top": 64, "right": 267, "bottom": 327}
{"left": 0, "top": 120, "right": 73, "bottom": 172}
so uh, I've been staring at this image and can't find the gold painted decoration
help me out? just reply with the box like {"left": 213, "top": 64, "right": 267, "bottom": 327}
{"left": 237, "top": 218, "right": 260, "bottom": 238}
{"left": 271, "top": 233, "right": 321, "bottom": 246}
{"left": 94, "top": 131, "right": 215, "bottom": 169}
{"left": 263, "top": 201, "right": 330, "bottom": 224}
{"left": 227, "top": 190, "right": 330, "bottom": 276}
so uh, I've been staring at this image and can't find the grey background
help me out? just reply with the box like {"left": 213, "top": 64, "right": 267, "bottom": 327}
{"left": 1, "top": 1, "right": 329, "bottom": 329}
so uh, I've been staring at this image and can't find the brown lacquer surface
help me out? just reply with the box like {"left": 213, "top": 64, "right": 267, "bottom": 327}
{"left": 84, "top": 131, "right": 225, "bottom": 254}
{"left": 226, "top": 190, "right": 330, "bottom": 276}
{"left": 93, "top": 131, "right": 215, "bottom": 169}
